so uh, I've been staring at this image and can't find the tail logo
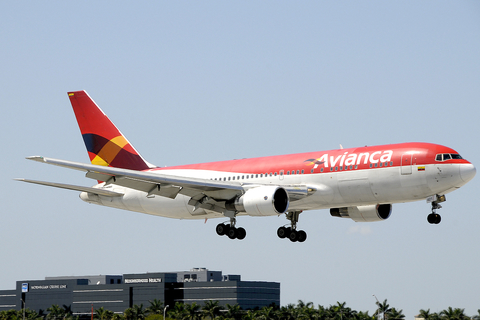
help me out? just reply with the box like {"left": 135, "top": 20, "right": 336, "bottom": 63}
{"left": 83, "top": 133, "right": 148, "bottom": 170}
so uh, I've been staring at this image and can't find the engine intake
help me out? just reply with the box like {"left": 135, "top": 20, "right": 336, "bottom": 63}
{"left": 226, "top": 186, "right": 289, "bottom": 216}
{"left": 330, "top": 204, "right": 392, "bottom": 222}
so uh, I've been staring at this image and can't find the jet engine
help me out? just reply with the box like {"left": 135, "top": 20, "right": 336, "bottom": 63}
{"left": 226, "top": 186, "right": 289, "bottom": 216}
{"left": 330, "top": 204, "right": 392, "bottom": 222}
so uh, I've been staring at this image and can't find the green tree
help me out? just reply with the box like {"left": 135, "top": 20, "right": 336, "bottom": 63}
{"left": 124, "top": 304, "right": 146, "bottom": 320}
{"left": 330, "top": 302, "right": 356, "bottom": 320}
{"left": 95, "top": 307, "right": 114, "bottom": 320}
{"left": 418, "top": 309, "right": 432, "bottom": 320}
{"left": 258, "top": 306, "right": 277, "bottom": 320}
{"left": 243, "top": 310, "right": 259, "bottom": 320}
{"left": 168, "top": 303, "right": 187, "bottom": 320}
{"left": 146, "top": 299, "right": 164, "bottom": 315}
{"left": 184, "top": 303, "right": 201, "bottom": 320}
{"left": 47, "top": 305, "right": 65, "bottom": 320}
{"left": 472, "top": 310, "right": 480, "bottom": 320}
{"left": 223, "top": 304, "right": 242, "bottom": 320}
{"left": 374, "top": 300, "right": 391, "bottom": 320}
{"left": 202, "top": 301, "right": 222, "bottom": 320}
{"left": 440, "top": 307, "right": 468, "bottom": 320}
{"left": 387, "top": 308, "right": 404, "bottom": 320}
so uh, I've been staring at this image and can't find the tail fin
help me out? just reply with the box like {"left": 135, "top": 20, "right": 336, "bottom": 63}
{"left": 68, "top": 90, "right": 153, "bottom": 171}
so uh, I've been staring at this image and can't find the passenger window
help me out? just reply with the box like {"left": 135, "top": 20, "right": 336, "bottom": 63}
{"left": 355, "top": 165, "right": 358, "bottom": 169}
{"left": 321, "top": 168, "right": 324, "bottom": 172}
{"left": 274, "top": 172, "right": 277, "bottom": 176}
{"left": 242, "top": 175, "right": 244, "bottom": 179}
{"left": 390, "top": 161, "right": 393, "bottom": 166}
{"left": 287, "top": 171, "right": 290, "bottom": 175}
{"left": 311, "top": 169, "right": 314, "bottom": 173}
{"left": 297, "top": 170, "right": 300, "bottom": 174}
{"left": 379, "top": 163, "right": 383, "bottom": 167}
{"left": 301, "top": 170, "right": 304, "bottom": 174}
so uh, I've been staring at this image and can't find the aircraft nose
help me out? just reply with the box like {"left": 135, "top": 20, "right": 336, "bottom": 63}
{"left": 460, "top": 163, "right": 476, "bottom": 183}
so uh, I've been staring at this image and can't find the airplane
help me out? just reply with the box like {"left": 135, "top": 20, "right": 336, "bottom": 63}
{"left": 17, "top": 90, "right": 476, "bottom": 242}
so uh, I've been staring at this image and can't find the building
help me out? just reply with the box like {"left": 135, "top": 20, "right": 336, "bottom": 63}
{"left": 0, "top": 268, "right": 280, "bottom": 316}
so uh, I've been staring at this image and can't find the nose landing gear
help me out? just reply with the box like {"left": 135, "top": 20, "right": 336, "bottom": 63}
{"left": 277, "top": 211, "right": 307, "bottom": 242}
{"left": 427, "top": 194, "right": 446, "bottom": 225}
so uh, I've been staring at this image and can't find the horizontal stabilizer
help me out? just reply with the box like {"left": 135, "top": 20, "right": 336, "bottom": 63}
{"left": 15, "top": 178, "right": 124, "bottom": 197}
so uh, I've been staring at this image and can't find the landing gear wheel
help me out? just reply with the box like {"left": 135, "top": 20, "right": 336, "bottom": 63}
{"left": 297, "top": 230, "right": 307, "bottom": 242}
{"left": 277, "top": 226, "right": 287, "bottom": 239}
{"left": 216, "top": 223, "right": 229, "bottom": 236}
{"left": 236, "top": 227, "right": 246, "bottom": 240}
{"left": 227, "top": 227, "right": 238, "bottom": 239}
{"left": 427, "top": 213, "right": 441, "bottom": 224}
{"left": 289, "top": 230, "right": 298, "bottom": 242}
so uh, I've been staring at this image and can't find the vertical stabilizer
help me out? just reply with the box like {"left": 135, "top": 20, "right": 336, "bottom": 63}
{"left": 68, "top": 91, "right": 153, "bottom": 171}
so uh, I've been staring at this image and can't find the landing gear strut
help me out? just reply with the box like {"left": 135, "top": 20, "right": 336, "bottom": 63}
{"left": 277, "top": 211, "right": 307, "bottom": 242}
{"left": 216, "top": 216, "right": 246, "bottom": 240}
{"left": 427, "top": 195, "right": 445, "bottom": 225}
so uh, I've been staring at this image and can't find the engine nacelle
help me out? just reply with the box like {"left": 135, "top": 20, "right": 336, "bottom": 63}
{"left": 330, "top": 204, "right": 392, "bottom": 222}
{"left": 226, "top": 186, "right": 289, "bottom": 216}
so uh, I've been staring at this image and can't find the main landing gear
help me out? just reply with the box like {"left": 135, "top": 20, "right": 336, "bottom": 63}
{"left": 216, "top": 217, "right": 246, "bottom": 240}
{"left": 277, "top": 211, "right": 307, "bottom": 243}
{"left": 427, "top": 195, "right": 446, "bottom": 225}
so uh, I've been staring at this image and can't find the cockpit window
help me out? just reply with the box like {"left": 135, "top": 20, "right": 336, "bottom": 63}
{"left": 435, "top": 153, "right": 463, "bottom": 161}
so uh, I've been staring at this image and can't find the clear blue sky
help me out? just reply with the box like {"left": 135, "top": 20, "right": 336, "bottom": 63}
{"left": 1, "top": 1, "right": 479, "bottom": 318}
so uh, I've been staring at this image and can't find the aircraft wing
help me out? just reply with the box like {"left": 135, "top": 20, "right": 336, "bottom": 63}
{"left": 25, "top": 156, "right": 245, "bottom": 201}
{"left": 15, "top": 178, "right": 124, "bottom": 197}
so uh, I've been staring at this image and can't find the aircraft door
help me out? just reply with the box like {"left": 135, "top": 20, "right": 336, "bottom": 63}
{"left": 401, "top": 154, "right": 413, "bottom": 175}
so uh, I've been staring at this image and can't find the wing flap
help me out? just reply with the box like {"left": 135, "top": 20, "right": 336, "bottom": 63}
{"left": 15, "top": 178, "right": 124, "bottom": 197}
{"left": 29, "top": 156, "right": 243, "bottom": 201}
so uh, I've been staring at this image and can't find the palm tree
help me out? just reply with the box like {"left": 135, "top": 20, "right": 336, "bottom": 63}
{"left": 146, "top": 299, "right": 164, "bottom": 315}
{"left": 387, "top": 308, "right": 404, "bottom": 320}
{"left": 296, "top": 300, "right": 315, "bottom": 319}
{"left": 184, "top": 303, "right": 201, "bottom": 320}
{"left": 243, "top": 310, "right": 258, "bottom": 320}
{"left": 168, "top": 303, "right": 187, "bottom": 320}
{"left": 258, "top": 306, "right": 277, "bottom": 320}
{"left": 223, "top": 304, "right": 242, "bottom": 320}
{"left": 95, "top": 307, "right": 113, "bottom": 320}
{"left": 356, "top": 311, "right": 376, "bottom": 320}
{"left": 472, "top": 310, "right": 480, "bottom": 320}
{"left": 418, "top": 309, "right": 431, "bottom": 320}
{"left": 374, "top": 300, "right": 391, "bottom": 320}
{"left": 47, "top": 305, "right": 66, "bottom": 320}
{"left": 440, "top": 307, "right": 468, "bottom": 320}
{"left": 278, "top": 303, "right": 296, "bottom": 320}
{"left": 330, "top": 301, "right": 355, "bottom": 320}
{"left": 202, "top": 301, "right": 222, "bottom": 320}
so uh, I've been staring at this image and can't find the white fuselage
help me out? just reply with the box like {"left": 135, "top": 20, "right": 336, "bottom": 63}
{"left": 80, "top": 162, "right": 473, "bottom": 220}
